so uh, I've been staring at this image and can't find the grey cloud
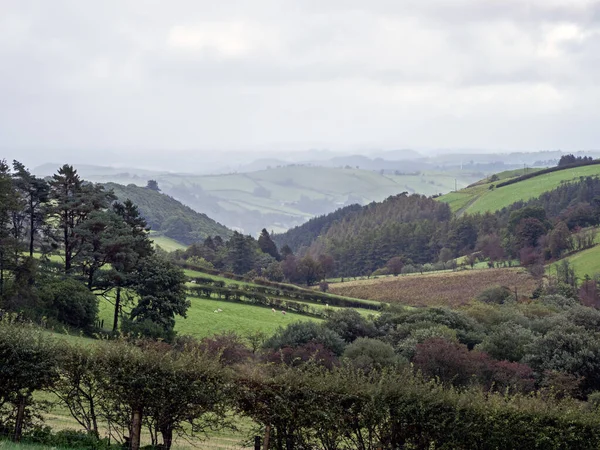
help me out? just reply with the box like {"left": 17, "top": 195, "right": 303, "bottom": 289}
{"left": 1, "top": 0, "right": 600, "bottom": 159}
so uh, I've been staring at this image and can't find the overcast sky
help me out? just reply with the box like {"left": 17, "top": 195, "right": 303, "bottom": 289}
{"left": 2, "top": 0, "right": 600, "bottom": 165}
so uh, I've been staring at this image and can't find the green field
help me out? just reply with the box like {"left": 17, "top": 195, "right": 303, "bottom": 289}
{"left": 150, "top": 233, "right": 187, "bottom": 252}
{"left": 439, "top": 165, "right": 600, "bottom": 215}
{"left": 548, "top": 244, "right": 600, "bottom": 279}
{"left": 177, "top": 296, "right": 316, "bottom": 337}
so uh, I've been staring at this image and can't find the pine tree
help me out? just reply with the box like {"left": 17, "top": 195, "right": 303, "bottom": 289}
{"left": 12, "top": 161, "right": 49, "bottom": 257}
{"left": 47, "top": 165, "right": 115, "bottom": 273}
{"left": 258, "top": 228, "right": 280, "bottom": 260}
{"left": 0, "top": 160, "right": 19, "bottom": 296}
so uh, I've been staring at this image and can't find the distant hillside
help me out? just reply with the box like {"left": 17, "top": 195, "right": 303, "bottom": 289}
{"left": 105, "top": 182, "right": 231, "bottom": 245}
{"left": 439, "top": 163, "right": 600, "bottom": 215}
{"left": 45, "top": 164, "right": 482, "bottom": 235}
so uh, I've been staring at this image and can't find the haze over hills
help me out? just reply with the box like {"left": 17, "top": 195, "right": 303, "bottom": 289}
{"left": 34, "top": 149, "right": 600, "bottom": 235}
{"left": 35, "top": 162, "right": 482, "bottom": 234}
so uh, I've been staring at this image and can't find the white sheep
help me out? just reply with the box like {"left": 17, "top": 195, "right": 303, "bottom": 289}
{"left": 271, "top": 308, "right": 276, "bottom": 313}
{"left": 281, "top": 310, "right": 287, "bottom": 315}
{"left": 217, "top": 308, "right": 223, "bottom": 312}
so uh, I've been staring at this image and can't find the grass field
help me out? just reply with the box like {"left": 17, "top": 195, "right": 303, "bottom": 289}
{"left": 150, "top": 233, "right": 187, "bottom": 252}
{"left": 439, "top": 165, "right": 600, "bottom": 215}
{"left": 177, "top": 295, "right": 317, "bottom": 337}
{"left": 329, "top": 268, "right": 538, "bottom": 308}
{"left": 548, "top": 244, "right": 600, "bottom": 279}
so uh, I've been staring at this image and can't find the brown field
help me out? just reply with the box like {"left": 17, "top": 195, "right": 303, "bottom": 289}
{"left": 329, "top": 268, "right": 538, "bottom": 307}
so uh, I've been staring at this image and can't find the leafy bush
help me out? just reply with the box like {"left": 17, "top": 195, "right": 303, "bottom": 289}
{"left": 477, "top": 285, "right": 513, "bottom": 304}
{"left": 343, "top": 337, "right": 402, "bottom": 371}
{"left": 263, "top": 321, "right": 346, "bottom": 356}
{"left": 121, "top": 317, "right": 175, "bottom": 342}
{"left": 477, "top": 323, "right": 534, "bottom": 362}
{"left": 39, "top": 278, "right": 98, "bottom": 329}
{"left": 323, "top": 309, "right": 378, "bottom": 343}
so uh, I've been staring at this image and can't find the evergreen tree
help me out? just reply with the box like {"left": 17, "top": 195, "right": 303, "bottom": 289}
{"left": 0, "top": 160, "right": 19, "bottom": 296}
{"left": 227, "top": 232, "right": 255, "bottom": 275}
{"left": 108, "top": 200, "right": 154, "bottom": 331}
{"left": 258, "top": 228, "right": 280, "bottom": 260}
{"left": 146, "top": 179, "right": 160, "bottom": 191}
{"left": 12, "top": 161, "right": 49, "bottom": 257}
{"left": 47, "top": 165, "right": 115, "bottom": 273}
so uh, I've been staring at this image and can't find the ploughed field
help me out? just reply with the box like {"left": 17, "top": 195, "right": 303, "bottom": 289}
{"left": 329, "top": 268, "right": 538, "bottom": 307}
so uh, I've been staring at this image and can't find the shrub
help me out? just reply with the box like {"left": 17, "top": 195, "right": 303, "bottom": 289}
{"left": 199, "top": 332, "right": 252, "bottom": 366}
{"left": 264, "top": 342, "right": 338, "bottom": 369}
{"left": 263, "top": 321, "right": 346, "bottom": 356}
{"left": 323, "top": 309, "right": 378, "bottom": 343}
{"left": 121, "top": 317, "right": 175, "bottom": 342}
{"left": 39, "top": 278, "right": 98, "bottom": 329}
{"left": 477, "top": 285, "right": 513, "bottom": 304}
{"left": 343, "top": 337, "right": 402, "bottom": 371}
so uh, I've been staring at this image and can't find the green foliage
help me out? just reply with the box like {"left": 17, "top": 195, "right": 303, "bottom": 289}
{"left": 129, "top": 256, "right": 189, "bottom": 340}
{"left": 39, "top": 278, "right": 98, "bottom": 329}
{"left": 323, "top": 309, "right": 378, "bottom": 343}
{"left": 477, "top": 323, "right": 534, "bottom": 362}
{"left": 476, "top": 285, "right": 513, "bottom": 304}
{"left": 343, "top": 337, "right": 401, "bottom": 371}
{"left": 264, "top": 321, "right": 346, "bottom": 356}
{"left": 0, "top": 322, "right": 59, "bottom": 440}
{"left": 525, "top": 326, "right": 600, "bottom": 395}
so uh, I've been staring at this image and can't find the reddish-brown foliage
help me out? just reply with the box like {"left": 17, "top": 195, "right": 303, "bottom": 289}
{"left": 263, "top": 342, "right": 337, "bottom": 369}
{"left": 199, "top": 332, "right": 253, "bottom": 366}
{"left": 413, "top": 338, "right": 534, "bottom": 393}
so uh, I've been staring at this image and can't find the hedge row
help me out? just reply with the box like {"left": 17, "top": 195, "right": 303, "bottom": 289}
{"left": 187, "top": 285, "right": 330, "bottom": 318}
{"left": 189, "top": 277, "right": 381, "bottom": 310}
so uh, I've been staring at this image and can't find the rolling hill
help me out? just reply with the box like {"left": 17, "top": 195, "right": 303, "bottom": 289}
{"left": 37, "top": 164, "right": 482, "bottom": 235}
{"left": 439, "top": 163, "right": 600, "bottom": 215}
{"left": 105, "top": 182, "right": 231, "bottom": 245}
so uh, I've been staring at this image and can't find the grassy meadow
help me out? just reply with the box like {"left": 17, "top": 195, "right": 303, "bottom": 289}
{"left": 150, "top": 233, "right": 187, "bottom": 252}
{"left": 548, "top": 244, "right": 600, "bottom": 279}
{"left": 439, "top": 164, "right": 600, "bottom": 215}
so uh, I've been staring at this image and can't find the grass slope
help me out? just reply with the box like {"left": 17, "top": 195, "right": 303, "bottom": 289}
{"left": 439, "top": 165, "right": 600, "bottom": 215}
{"left": 177, "top": 296, "right": 317, "bottom": 337}
{"left": 150, "top": 233, "right": 187, "bottom": 252}
{"left": 329, "top": 268, "right": 537, "bottom": 308}
{"left": 548, "top": 245, "right": 600, "bottom": 279}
